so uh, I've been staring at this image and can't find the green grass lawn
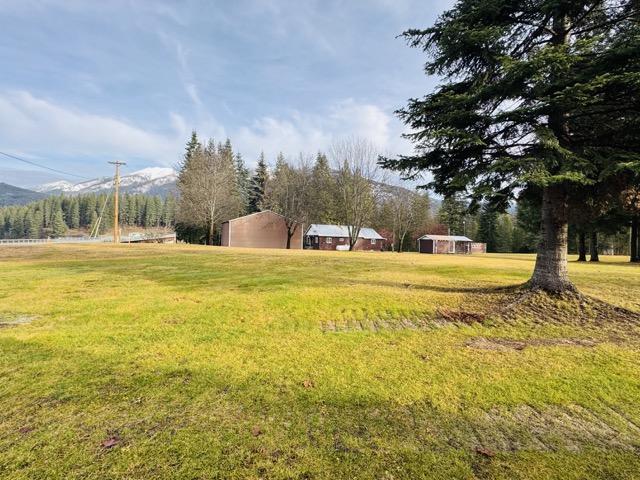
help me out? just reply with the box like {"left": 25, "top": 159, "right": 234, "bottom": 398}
{"left": 1, "top": 245, "right": 639, "bottom": 479}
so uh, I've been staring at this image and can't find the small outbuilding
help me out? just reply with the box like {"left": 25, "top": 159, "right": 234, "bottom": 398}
{"left": 417, "top": 234, "right": 482, "bottom": 254}
{"left": 221, "top": 211, "right": 303, "bottom": 249}
{"left": 305, "top": 224, "right": 385, "bottom": 251}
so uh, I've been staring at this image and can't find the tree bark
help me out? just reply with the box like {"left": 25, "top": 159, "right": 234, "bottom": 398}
{"left": 530, "top": 13, "right": 575, "bottom": 293}
{"left": 208, "top": 221, "right": 215, "bottom": 246}
{"left": 577, "top": 232, "right": 587, "bottom": 262}
{"left": 631, "top": 216, "right": 639, "bottom": 263}
{"left": 348, "top": 227, "right": 359, "bottom": 251}
{"left": 399, "top": 232, "right": 406, "bottom": 253}
{"left": 530, "top": 184, "right": 576, "bottom": 293}
{"left": 286, "top": 229, "right": 292, "bottom": 249}
{"left": 589, "top": 231, "right": 599, "bottom": 262}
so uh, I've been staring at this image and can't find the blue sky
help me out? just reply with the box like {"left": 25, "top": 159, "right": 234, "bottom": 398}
{"left": 0, "top": 0, "right": 452, "bottom": 187}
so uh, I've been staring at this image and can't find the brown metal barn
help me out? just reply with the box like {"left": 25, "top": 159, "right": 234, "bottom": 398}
{"left": 418, "top": 234, "right": 486, "bottom": 254}
{"left": 220, "top": 211, "right": 303, "bottom": 249}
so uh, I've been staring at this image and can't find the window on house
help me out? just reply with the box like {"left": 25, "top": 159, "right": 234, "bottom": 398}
{"left": 314, "top": 236, "right": 319, "bottom": 244}
{"left": 339, "top": 237, "right": 344, "bottom": 242}
{"left": 326, "top": 237, "right": 333, "bottom": 244}
{"left": 371, "top": 238, "right": 376, "bottom": 245}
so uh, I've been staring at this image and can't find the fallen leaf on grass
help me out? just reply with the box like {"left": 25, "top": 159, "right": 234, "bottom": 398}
{"left": 251, "top": 426, "right": 262, "bottom": 437}
{"left": 302, "top": 379, "right": 315, "bottom": 389}
{"left": 475, "top": 446, "right": 495, "bottom": 458}
{"left": 18, "top": 426, "right": 33, "bottom": 434}
{"left": 101, "top": 436, "right": 120, "bottom": 449}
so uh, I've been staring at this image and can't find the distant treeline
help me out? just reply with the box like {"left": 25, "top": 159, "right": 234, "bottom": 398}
{"left": 174, "top": 134, "right": 441, "bottom": 249}
{"left": 0, "top": 193, "right": 176, "bottom": 239}
{"left": 173, "top": 133, "right": 544, "bottom": 252}
{"left": 436, "top": 193, "right": 634, "bottom": 256}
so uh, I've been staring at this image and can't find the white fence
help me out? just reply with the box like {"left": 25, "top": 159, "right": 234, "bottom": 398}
{"left": 0, "top": 237, "right": 109, "bottom": 246}
{"left": 0, "top": 233, "right": 176, "bottom": 246}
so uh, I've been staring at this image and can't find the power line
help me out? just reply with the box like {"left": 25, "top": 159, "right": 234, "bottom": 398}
{"left": 0, "top": 150, "right": 91, "bottom": 180}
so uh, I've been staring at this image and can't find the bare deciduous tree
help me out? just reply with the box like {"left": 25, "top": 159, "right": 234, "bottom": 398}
{"left": 265, "top": 154, "right": 313, "bottom": 249}
{"left": 387, "top": 188, "right": 430, "bottom": 252}
{"left": 177, "top": 139, "right": 241, "bottom": 245}
{"left": 330, "top": 138, "right": 383, "bottom": 250}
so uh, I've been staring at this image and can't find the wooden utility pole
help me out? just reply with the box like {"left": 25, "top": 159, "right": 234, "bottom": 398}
{"left": 108, "top": 161, "right": 126, "bottom": 243}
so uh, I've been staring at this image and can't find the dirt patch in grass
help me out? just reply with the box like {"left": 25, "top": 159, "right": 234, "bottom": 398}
{"left": 466, "top": 337, "right": 600, "bottom": 351}
{"left": 322, "top": 289, "right": 640, "bottom": 334}
{"left": 495, "top": 289, "right": 640, "bottom": 326}
{"left": 0, "top": 314, "right": 37, "bottom": 328}
{"left": 321, "top": 309, "right": 488, "bottom": 333}
{"left": 321, "top": 316, "right": 430, "bottom": 333}
{"left": 436, "top": 308, "right": 486, "bottom": 325}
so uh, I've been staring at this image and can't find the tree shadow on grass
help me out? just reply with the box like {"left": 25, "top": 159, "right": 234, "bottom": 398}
{"left": 347, "top": 279, "right": 525, "bottom": 295}
{"left": 572, "top": 259, "right": 640, "bottom": 267}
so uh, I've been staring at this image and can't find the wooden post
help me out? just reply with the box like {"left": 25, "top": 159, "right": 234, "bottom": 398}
{"left": 109, "top": 161, "right": 126, "bottom": 243}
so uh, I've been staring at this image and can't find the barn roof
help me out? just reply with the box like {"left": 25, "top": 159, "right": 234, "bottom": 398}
{"left": 306, "top": 224, "right": 385, "bottom": 240}
{"left": 418, "top": 234, "right": 473, "bottom": 242}
{"left": 223, "top": 210, "right": 286, "bottom": 224}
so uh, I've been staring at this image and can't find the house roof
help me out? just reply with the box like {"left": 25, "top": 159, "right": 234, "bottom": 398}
{"left": 306, "top": 224, "right": 385, "bottom": 240}
{"left": 418, "top": 234, "right": 473, "bottom": 242}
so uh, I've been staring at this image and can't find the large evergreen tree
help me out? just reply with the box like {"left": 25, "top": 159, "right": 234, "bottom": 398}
{"left": 184, "top": 131, "right": 200, "bottom": 167}
{"left": 382, "top": 1, "right": 640, "bottom": 293}
{"left": 68, "top": 199, "right": 80, "bottom": 229}
{"left": 476, "top": 203, "right": 499, "bottom": 252}
{"left": 438, "top": 194, "right": 468, "bottom": 236}
{"left": 24, "top": 210, "right": 38, "bottom": 239}
{"left": 249, "top": 152, "right": 269, "bottom": 213}
{"left": 51, "top": 205, "right": 68, "bottom": 237}
{"left": 125, "top": 194, "right": 137, "bottom": 226}
{"left": 234, "top": 153, "right": 251, "bottom": 215}
{"left": 495, "top": 214, "right": 515, "bottom": 253}
{"left": 162, "top": 195, "right": 176, "bottom": 228}
{"left": 311, "top": 152, "right": 338, "bottom": 223}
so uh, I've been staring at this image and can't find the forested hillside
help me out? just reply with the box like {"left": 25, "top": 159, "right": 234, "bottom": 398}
{"left": 0, "top": 193, "right": 176, "bottom": 239}
{"left": 0, "top": 183, "right": 46, "bottom": 206}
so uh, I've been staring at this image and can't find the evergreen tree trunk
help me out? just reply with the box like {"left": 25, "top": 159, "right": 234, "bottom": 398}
{"left": 590, "top": 231, "right": 599, "bottom": 262}
{"left": 530, "top": 13, "right": 576, "bottom": 294}
{"left": 631, "top": 216, "right": 639, "bottom": 263}
{"left": 530, "top": 185, "right": 575, "bottom": 293}
{"left": 577, "top": 232, "right": 587, "bottom": 262}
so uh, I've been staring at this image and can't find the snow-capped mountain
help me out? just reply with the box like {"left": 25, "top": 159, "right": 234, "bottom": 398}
{"left": 35, "top": 167, "right": 177, "bottom": 197}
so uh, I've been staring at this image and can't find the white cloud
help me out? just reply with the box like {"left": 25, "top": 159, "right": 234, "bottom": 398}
{"left": 0, "top": 90, "right": 411, "bottom": 171}
{"left": 0, "top": 90, "right": 184, "bottom": 164}
{"left": 234, "top": 99, "right": 409, "bottom": 164}
{"left": 329, "top": 100, "right": 391, "bottom": 145}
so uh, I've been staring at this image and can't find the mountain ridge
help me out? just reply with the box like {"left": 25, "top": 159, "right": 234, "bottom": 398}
{"left": 0, "top": 183, "right": 47, "bottom": 206}
{"left": 35, "top": 167, "right": 178, "bottom": 197}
